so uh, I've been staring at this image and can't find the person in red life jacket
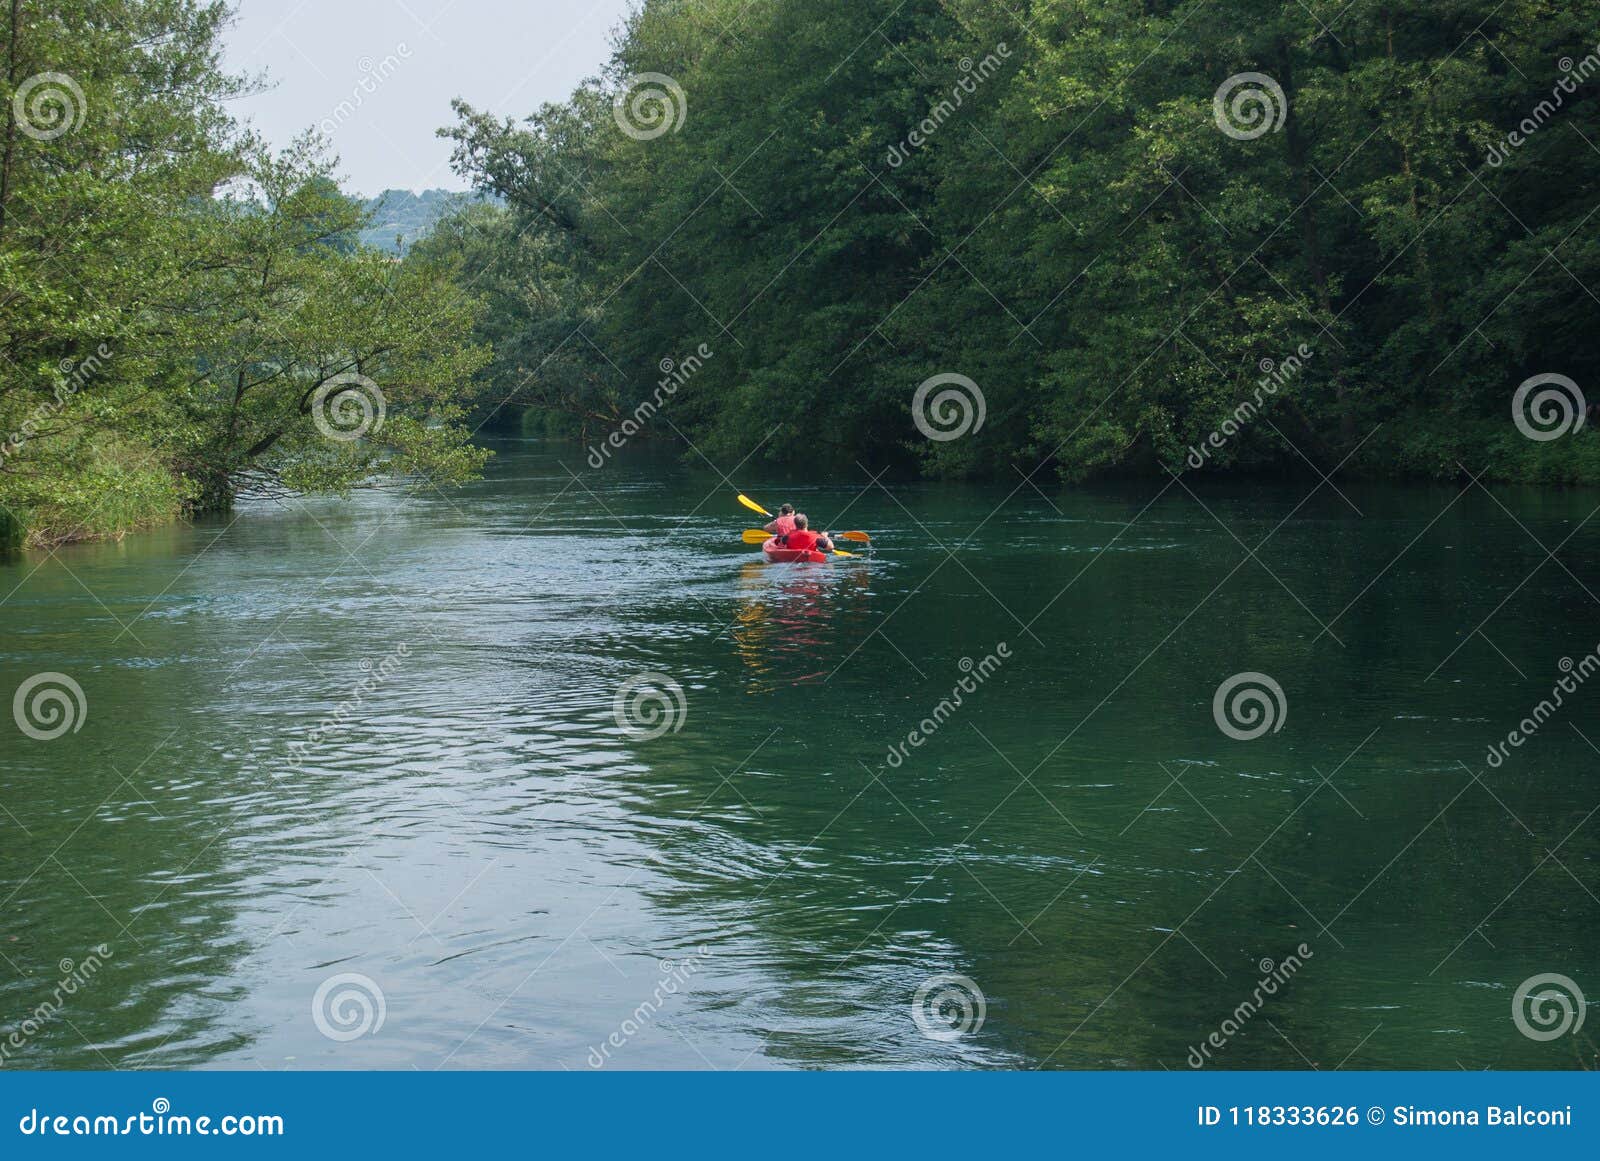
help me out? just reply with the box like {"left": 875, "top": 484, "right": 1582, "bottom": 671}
{"left": 779, "top": 513, "right": 823, "bottom": 553}
{"left": 764, "top": 503, "right": 797, "bottom": 536}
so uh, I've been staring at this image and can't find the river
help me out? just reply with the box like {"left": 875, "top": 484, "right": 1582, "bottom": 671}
{"left": 2, "top": 438, "right": 1596, "bottom": 1070}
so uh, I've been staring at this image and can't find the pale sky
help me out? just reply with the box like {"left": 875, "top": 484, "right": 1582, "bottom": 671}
{"left": 223, "top": 0, "right": 636, "bottom": 196}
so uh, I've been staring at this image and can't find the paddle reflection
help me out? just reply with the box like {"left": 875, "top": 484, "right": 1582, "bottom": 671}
{"left": 731, "top": 559, "right": 871, "bottom": 691}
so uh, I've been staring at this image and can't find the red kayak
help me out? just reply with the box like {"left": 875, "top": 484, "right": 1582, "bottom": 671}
{"left": 762, "top": 536, "right": 828, "bottom": 564}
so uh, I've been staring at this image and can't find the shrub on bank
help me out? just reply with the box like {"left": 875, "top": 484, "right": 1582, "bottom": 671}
{"left": 1359, "top": 417, "right": 1600, "bottom": 486}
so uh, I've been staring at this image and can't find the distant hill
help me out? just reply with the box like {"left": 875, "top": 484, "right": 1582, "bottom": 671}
{"left": 358, "top": 189, "right": 491, "bottom": 254}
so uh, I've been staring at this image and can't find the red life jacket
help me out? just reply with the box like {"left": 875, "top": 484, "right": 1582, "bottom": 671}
{"left": 770, "top": 514, "right": 796, "bottom": 535}
{"left": 783, "top": 529, "right": 819, "bottom": 552}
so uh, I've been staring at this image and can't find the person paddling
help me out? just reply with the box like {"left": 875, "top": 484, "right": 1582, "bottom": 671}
{"left": 779, "top": 513, "right": 821, "bottom": 552}
{"left": 764, "top": 503, "right": 797, "bottom": 536}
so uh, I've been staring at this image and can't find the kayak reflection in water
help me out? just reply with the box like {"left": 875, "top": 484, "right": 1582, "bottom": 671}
{"left": 732, "top": 560, "right": 868, "bottom": 690}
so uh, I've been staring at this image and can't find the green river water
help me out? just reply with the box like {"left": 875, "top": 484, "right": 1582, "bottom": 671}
{"left": 2, "top": 438, "right": 1597, "bottom": 1070}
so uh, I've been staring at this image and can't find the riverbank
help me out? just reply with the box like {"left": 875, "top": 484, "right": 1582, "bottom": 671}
{"left": 12, "top": 410, "right": 1600, "bottom": 552}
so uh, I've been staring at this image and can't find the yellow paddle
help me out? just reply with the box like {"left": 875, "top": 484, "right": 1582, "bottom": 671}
{"left": 738, "top": 496, "right": 868, "bottom": 555}
{"left": 745, "top": 526, "right": 871, "bottom": 544}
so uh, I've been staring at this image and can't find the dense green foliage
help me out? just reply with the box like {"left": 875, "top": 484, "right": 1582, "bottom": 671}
{"left": 436, "top": 0, "right": 1600, "bottom": 482}
{"left": 0, "top": 0, "right": 490, "bottom": 546}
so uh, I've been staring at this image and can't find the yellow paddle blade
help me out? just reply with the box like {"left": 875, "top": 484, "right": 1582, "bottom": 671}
{"left": 736, "top": 493, "right": 771, "bottom": 518}
{"left": 741, "top": 528, "right": 770, "bottom": 543}
{"left": 838, "top": 530, "right": 871, "bottom": 543}
{"left": 832, "top": 547, "right": 857, "bottom": 557}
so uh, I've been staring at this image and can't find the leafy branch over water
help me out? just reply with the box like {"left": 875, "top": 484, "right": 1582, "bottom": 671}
{"left": 0, "top": 0, "right": 489, "bottom": 547}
